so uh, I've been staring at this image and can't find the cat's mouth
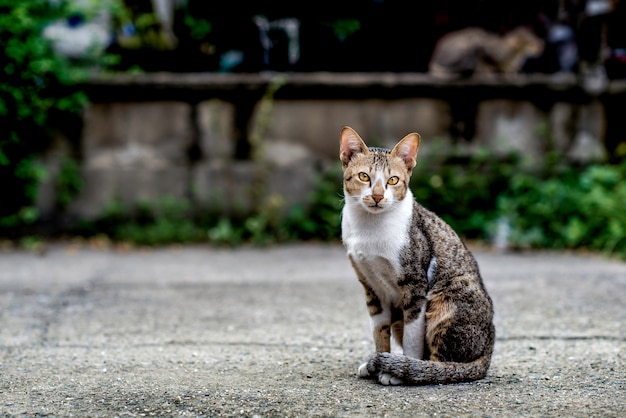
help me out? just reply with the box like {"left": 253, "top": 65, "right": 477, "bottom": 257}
{"left": 356, "top": 196, "right": 388, "bottom": 212}
{"left": 365, "top": 202, "right": 387, "bottom": 212}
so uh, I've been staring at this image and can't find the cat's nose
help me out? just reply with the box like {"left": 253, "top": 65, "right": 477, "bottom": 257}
{"left": 372, "top": 195, "right": 384, "bottom": 204}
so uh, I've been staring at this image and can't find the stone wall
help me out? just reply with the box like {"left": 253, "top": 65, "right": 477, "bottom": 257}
{"left": 37, "top": 73, "right": 623, "bottom": 222}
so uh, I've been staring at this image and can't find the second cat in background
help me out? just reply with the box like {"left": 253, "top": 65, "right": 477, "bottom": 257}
{"left": 429, "top": 26, "right": 544, "bottom": 78}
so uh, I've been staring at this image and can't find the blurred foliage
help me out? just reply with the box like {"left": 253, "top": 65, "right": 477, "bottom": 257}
{"left": 326, "top": 18, "right": 361, "bottom": 41}
{"left": 0, "top": 1, "right": 623, "bottom": 260}
{"left": 56, "top": 156, "right": 84, "bottom": 209}
{"left": 498, "top": 162, "right": 626, "bottom": 258}
{"left": 410, "top": 148, "right": 522, "bottom": 240}
{"left": 72, "top": 166, "right": 344, "bottom": 246}
{"left": 412, "top": 149, "right": 626, "bottom": 259}
{"left": 281, "top": 164, "right": 344, "bottom": 242}
{"left": 68, "top": 154, "right": 626, "bottom": 260}
{"left": 0, "top": 0, "right": 87, "bottom": 236}
{"left": 184, "top": 13, "right": 212, "bottom": 41}
{"left": 0, "top": 0, "right": 122, "bottom": 237}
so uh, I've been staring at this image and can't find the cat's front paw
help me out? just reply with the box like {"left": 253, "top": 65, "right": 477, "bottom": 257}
{"left": 357, "top": 362, "right": 371, "bottom": 378}
{"left": 378, "top": 373, "right": 404, "bottom": 386}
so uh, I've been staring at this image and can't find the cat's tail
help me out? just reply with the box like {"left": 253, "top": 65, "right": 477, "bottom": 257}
{"left": 365, "top": 350, "right": 493, "bottom": 385}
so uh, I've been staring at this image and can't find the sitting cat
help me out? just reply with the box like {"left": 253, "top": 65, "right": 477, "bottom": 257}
{"left": 339, "top": 126, "right": 495, "bottom": 385}
{"left": 429, "top": 26, "right": 544, "bottom": 78}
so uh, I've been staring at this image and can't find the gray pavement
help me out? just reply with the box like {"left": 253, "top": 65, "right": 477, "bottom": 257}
{"left": 0, "top": 242, "right": 624, "bottom": 417}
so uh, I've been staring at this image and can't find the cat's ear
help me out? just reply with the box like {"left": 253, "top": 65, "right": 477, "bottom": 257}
{"left": 340, "top": 126, "right": 369, "bottom": 166}
{"left": 391, "top": 133, "right": 421, "bottom": 171}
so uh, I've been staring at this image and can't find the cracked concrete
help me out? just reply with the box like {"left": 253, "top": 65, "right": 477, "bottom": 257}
{"left": 0, "top": 243, "right": 624, "bottom": 417}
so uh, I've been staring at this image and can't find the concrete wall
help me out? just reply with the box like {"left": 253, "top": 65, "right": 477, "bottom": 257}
{"left": 37, "top": 73, "right": 615, "bottom": 221}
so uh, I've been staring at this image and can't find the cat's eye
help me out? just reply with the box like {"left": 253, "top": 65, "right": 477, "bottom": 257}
{"left": 387, "top": 176, "right": 399, "bottom": 185}
{"left": 358, "top": 172, "right": 370, "bottom": 182}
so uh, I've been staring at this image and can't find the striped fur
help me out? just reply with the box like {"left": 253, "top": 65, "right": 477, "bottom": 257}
{"left": 340, "top": 126, "right": 495, "bottom": 386}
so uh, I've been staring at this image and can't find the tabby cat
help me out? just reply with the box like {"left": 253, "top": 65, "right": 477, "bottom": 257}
{"left": 340, "top": 126, "right": 495, "bottom": 385}
{"left": 429, "top": 26, "right": 544, "bottom": 78}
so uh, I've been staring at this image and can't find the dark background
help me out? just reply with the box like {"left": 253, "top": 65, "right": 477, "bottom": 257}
{"left": 108, "top": 0, "right": 626, "bottom": 77}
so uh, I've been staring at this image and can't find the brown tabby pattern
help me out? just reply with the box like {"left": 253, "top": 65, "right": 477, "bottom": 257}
{"left": 429, "top": 26, "right": 544, "bottom": 78}
{"left": 340, "top": 126, "right": 495, "bottom": 385}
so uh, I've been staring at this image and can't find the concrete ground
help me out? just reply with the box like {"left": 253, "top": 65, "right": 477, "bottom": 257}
{"left": 0, "top": 242, "right": 624, "bottom": 417}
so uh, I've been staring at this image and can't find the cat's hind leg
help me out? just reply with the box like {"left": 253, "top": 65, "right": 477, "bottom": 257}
{"left": 425, "top": 274, "right": 494, "bottom": 363}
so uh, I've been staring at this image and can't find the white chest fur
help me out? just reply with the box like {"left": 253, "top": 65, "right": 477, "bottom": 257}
{"left": 342, "top": 191, "right": 413, "bottom": 305}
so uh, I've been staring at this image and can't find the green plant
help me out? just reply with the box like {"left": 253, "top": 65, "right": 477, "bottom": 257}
{"left": 282, "top": 163, "right": 343, "bottom": 241}
{"left": 0, "top": 0, "right": 119, "bottom": 237}
{"left": 497, "top": 162, "right": 626, "bottom": 258}
{"left": 72, "top": 162, "right": 344, "bottom": 247}
{"left": 410, "top": 148, "right": 522, "bottom": 239}
{"left": 327, "top": 19, "right": 361, "bottom": 41}
{"left": 74, "top": 197, "right": 203, "bottom": 246}
{"left": 56, "top": 156, "right": 83, "bottom": 208}
{"left": 63, "top": 136, "right": 626, "bottom": 260}
{"left": 184, "top": 14, "right": 212, "bottom": 41}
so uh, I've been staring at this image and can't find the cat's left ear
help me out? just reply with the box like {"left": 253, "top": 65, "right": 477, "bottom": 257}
{"left": 391, "top": 133, "right": 421, "bottom": 171}
{"left": 340, "top": 126, "right": 369, "bottom": 166}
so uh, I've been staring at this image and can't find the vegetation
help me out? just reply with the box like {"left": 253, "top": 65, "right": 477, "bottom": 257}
{"left": 0, "top": 0, "right": 118, "bottom": 237}
{"left": 62, "top": 152, "right": 626, "bottom": 260}
{"left": 1, "top": 1, "right": 624, "bottom": 260}
{"left": 410, "top": 148, "right": 522, "bottom": 240}
{"left": 497, "top": 162, "right": 626, "bottom": 257}
{"left": 71, "top": 165, "right": 343, "bottom": 247}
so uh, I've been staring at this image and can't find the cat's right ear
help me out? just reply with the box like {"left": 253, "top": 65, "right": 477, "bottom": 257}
{"left": 391, "top": 132, "right": 421, "bottom": 171}
{"left": 340, "top": 126, "right": 369, "bottom": 166}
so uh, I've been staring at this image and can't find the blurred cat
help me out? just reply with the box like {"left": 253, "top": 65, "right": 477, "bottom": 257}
{"left": 429, "top": 27, "right": 544, "bottom": 78}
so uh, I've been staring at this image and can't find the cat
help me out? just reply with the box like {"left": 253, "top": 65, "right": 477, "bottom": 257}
{"left": 429, "top": 26, "right": 544, "bottom": 78}
{"left": 339, "top": 126, "right": 495, "bottom": 385}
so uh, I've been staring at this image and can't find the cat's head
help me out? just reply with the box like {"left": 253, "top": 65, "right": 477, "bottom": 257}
{"left": 340, "top": 126, "right": 420, "bottom": 214}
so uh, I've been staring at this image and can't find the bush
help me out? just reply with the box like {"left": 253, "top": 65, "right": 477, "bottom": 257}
{"left": 410, "top": 148, "right": 522, "bottom": 240}
{"left": 281, "top": 163, "right": 343, "bottom": 241}
{"left": 0, "top": 0, "right": 88, "bottom": 236}
{"left": 498, "top": 162, "right": 626, "bottom": 258}
{"left": 72, "top": 164, "right": 345, "bottom": 247}
{"left": 69, "top": 152, "right": 626, "bottom": 261}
